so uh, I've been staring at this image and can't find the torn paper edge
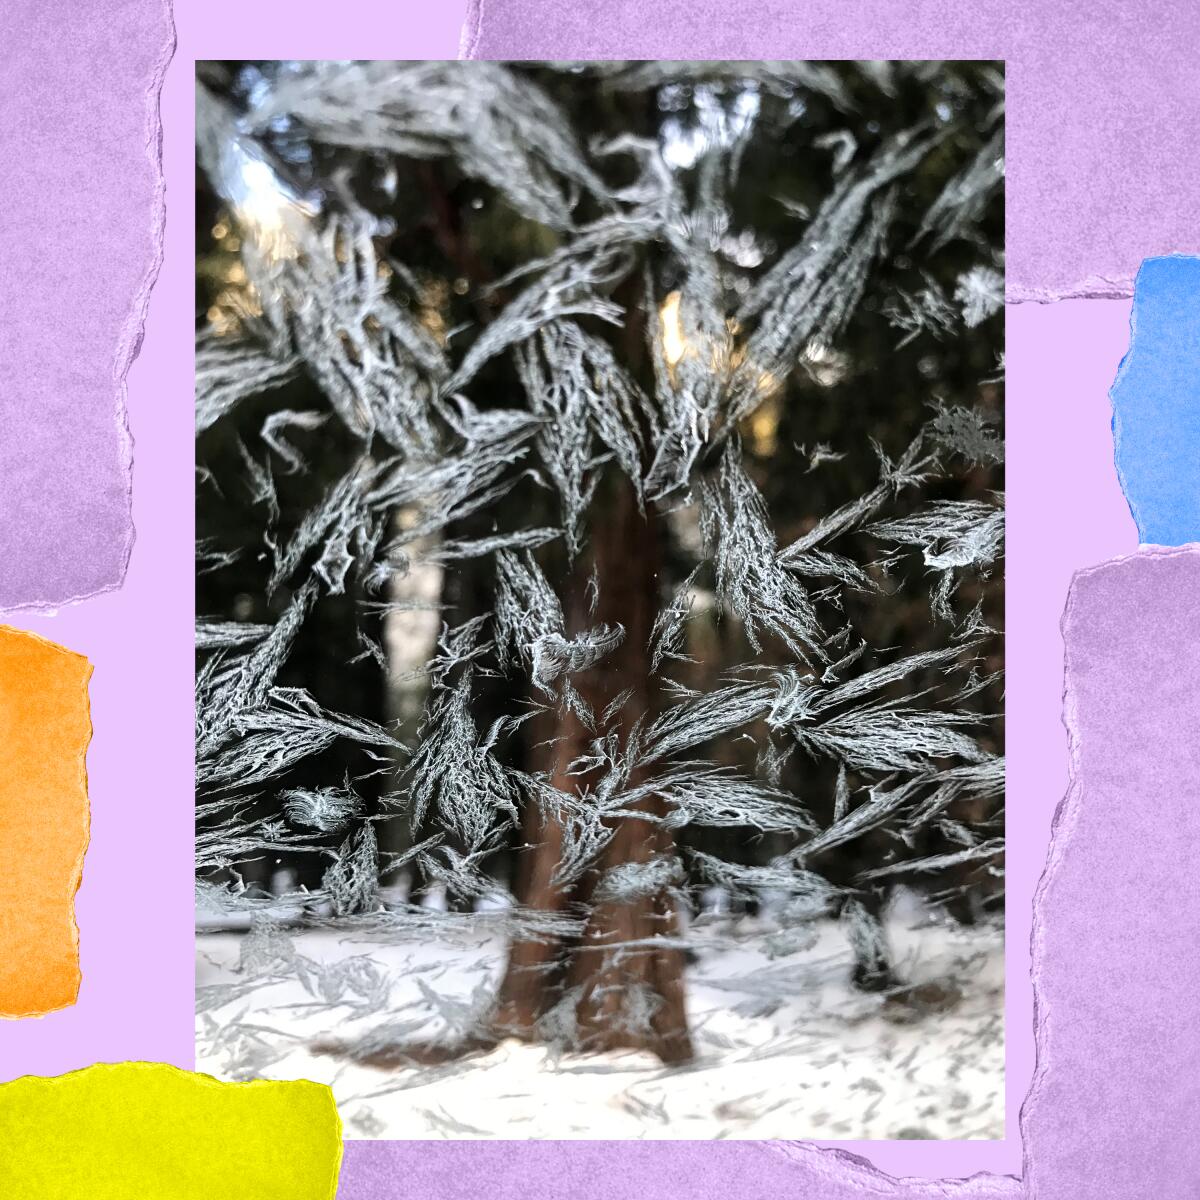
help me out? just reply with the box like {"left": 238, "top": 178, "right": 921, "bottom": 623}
{"left": 1005, "top": 275, "right": 1134, "bottom": 304}
{"left": 458, "top": 0, "right": 485, "bottom": 58}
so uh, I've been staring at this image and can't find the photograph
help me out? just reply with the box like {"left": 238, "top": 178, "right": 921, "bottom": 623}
{"left": 194, "top": 59, "right": 1005, "bottom": 1140}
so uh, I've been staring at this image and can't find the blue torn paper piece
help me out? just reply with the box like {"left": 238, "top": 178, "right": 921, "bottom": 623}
{"left": 1111, "top": 255, "right": 1200, "bottom": 546}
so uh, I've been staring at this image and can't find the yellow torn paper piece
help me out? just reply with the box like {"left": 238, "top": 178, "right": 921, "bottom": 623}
{"left": 0, "top": 1063, "right": 343, "bottom": 1199}
{"left": 0, "top": 625, "right": 91, "bottom": 1018}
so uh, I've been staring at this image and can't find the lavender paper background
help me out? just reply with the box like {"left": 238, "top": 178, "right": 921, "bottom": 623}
{"left": 0, "top": 0, "right": 190, "bottom": 1076}
{"left": 462, "top": 0, "right": 1200, "bottom": 304}
{"left": 1, "top": 0, "right": 1189, "bottom": 1194}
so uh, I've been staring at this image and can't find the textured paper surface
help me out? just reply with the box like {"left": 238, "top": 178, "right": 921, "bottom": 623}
{"left": 0, "top": 1063, "right": 342, "bottom": 1199}
{"left": 1110, "top": 256, "right": 1200, "bottom": 546}
{"left": 0, "top": 627, "right": 91, "bottom": 1019}
{"left": 460, "top": 0, "right": 1200, "bottom": 302}
{"left": 0, "top": 0, "right": 172, "bottom": 609}
{"left": 1023, "top": 545, "right": 1200, "bottom": 1197}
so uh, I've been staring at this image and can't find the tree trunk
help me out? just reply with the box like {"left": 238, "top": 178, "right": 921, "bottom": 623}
{"left": 492, "top": 476, "right": 693, "bottom": 1064}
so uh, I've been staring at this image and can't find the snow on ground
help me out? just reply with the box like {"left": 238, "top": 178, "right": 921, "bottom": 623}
{"left": 195, "top": 893, "right": 1003, "bottom": 1140}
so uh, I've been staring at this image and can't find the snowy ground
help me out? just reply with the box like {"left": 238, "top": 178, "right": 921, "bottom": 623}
{"left": 195, "top": 893, "right": 1003, "bottom": 1140}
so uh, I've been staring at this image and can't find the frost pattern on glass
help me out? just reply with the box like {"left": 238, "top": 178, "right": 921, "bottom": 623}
{"left": 195, "top": 60, "right": 1004, "bottom": 1139}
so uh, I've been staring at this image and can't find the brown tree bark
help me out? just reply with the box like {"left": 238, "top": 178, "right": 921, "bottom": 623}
{"left": 492, "top": 476, "right": 693, "bottom": 1064}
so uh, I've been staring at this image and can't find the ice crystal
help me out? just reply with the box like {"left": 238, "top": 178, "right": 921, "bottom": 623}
{"left": 927, "top": 401, "right": 1004, "bottom": 466}
{"left": 701, "top": 445, "right": 825, "bottom": 659}
{"left": 955, "top": 265, "right": 1005, "bottom": 328}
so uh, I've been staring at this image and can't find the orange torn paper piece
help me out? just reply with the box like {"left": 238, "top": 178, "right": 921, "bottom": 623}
{"left": 0, "top": 625, "right": 91, "bottom": 1018}
{"left": 0, "top": 1063, "right": 343, "bottom": 1199}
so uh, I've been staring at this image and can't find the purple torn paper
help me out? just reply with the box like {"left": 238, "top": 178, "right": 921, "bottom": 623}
{"left": 1023, "top": 545, "right": 1200, "bottom": 1198}
{"left": 339, "top": 1140, "right": 1018, "bottom": 1198}
{"left": 0, "top": 0, "right": 173, "bottom": 610}
{"left": 459, "top": 0, "right": 1200, "bottom": 301}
